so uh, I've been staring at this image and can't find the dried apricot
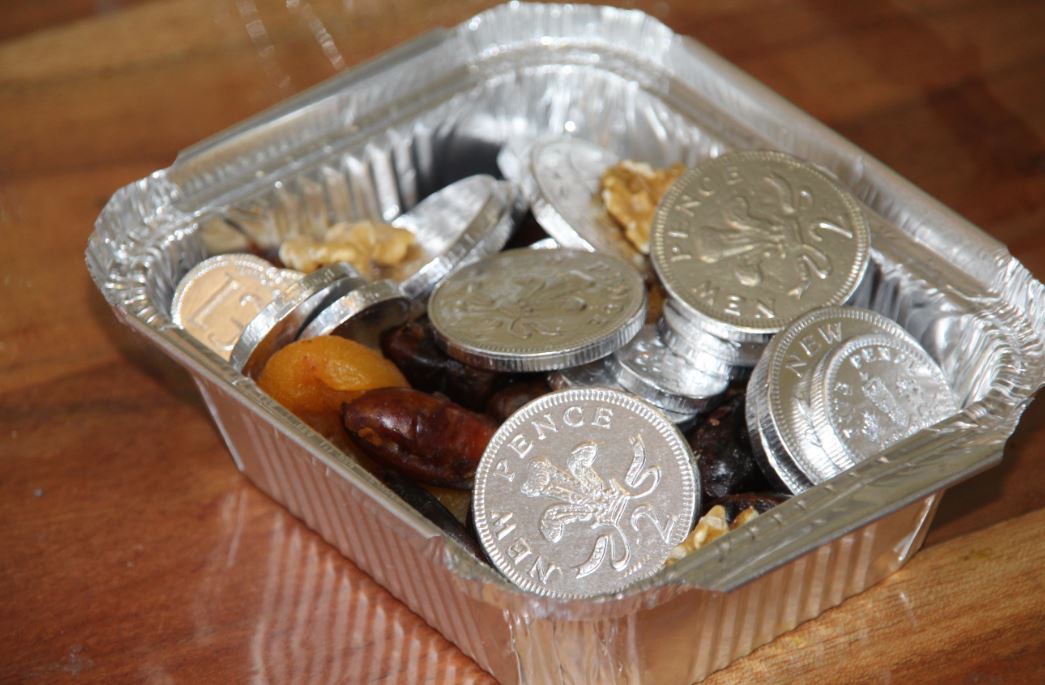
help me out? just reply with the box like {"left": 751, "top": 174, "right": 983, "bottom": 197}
{"left": 258, "top": 336, "right": 408, "bottom": 439}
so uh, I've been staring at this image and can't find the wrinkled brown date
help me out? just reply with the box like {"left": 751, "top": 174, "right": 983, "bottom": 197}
{"left": 381, "top": 320, "right": 505, "bottom": 411}
{"left": 688, "top": 394, "right": 773, "bottom": 507}
{"left": 710, "top": 493, "right": 789, "bottom": 522}
{"left": 342, "top": 387, "right": 496, "bottom": 489}
{"left": 485, "top": 379, "right": 551, "bottom": 423}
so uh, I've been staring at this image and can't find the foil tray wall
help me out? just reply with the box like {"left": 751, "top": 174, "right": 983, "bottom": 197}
{"left": 86, "top": 4, "right": 1045, "bottom": 683}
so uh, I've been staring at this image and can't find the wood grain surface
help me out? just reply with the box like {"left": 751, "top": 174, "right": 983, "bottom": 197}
{"left": 2, "top": 1, "right": 1043, "bottom": 683}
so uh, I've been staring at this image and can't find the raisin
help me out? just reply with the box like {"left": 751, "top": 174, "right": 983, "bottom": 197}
{"left": 688, "top": 394, "right": 771, "bottom": 506}
{"left": 485, "top": 379, "right": 550, "bottom": 423}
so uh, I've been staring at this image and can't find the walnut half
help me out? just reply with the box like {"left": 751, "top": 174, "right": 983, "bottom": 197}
{"left": 279, "top": 220, "right": 415, "bottom": 278}
{"left": 600, "top": 161, "right": 685, "bottom": 254}
{"left": 665, "top": 504, "right": 761, "bottom": 564}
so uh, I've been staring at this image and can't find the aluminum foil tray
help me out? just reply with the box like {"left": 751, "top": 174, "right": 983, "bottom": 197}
{"left": 85, "top": 4, "right": 1045, "bottom": 683}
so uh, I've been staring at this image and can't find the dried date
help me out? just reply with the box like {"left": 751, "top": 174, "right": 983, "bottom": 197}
{"left": 381, "top": 319, "right": 505, "bottom": 411}
{"left": 485, "top": 379, "right": 551, "bottom": 423}
{"left": 341, "top": 387, "right": 496, "bottom": 489}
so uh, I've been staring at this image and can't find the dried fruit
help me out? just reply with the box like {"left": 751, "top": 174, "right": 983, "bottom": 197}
{"left": 600, "top": 161, "right": 685, "bottom": 254}
{"left": 278, "top": 220, "right": 416, "bottom": 278}
{"left": 258, "top": 336, "right": 409, "bottom": 441}
{"left": 485, "top": 379, "right": 550, "bottom": 423}
{"left": 646, "top": 278, "right": 667, "bottom": 324}
{"left": 688, "top": 394, "right": 771, "bottom": 506}
{"left": 341, "top": 387, "right": 497, "bottom": 489}
{"left": 381, "top": 319, "right": 506, "bottom": 411}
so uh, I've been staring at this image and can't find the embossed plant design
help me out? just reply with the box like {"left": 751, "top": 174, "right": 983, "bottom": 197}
{"left": 521, "top": 436, "right": 670, "bottom": 578}
{"left": 696, "top": 172, "right": 854, "bottom": 299}
{"left": 452, "top": 269, "right": 597, "bottom": 340}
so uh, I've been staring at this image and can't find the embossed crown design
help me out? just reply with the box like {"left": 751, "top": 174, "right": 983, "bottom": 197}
{"left": 858, "top": 368, "right": 911, "bottom": 429}
{"left": 696, "top": 171, "right": 853, "bottom": 299}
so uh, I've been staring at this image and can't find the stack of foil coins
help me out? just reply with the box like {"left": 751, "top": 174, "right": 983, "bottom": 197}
{"left": 746, "top": 306, "right": 959, "bottom": 493}
{"left": 649, "top": 150, "right": 872, "bottom": 383}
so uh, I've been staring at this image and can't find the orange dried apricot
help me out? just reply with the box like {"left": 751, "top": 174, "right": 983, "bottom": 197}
{"left": 258, "top": 336, "right": 408, "bottom": 439}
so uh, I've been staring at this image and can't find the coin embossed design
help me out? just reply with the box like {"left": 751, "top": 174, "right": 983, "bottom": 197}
{"left": 746, "top": 307, "right": 915, "bottom": 493}
{"left": 651, "top": 150, "right": 869, "bottom": 340}
{"left": 428, "top": 248, "right": 646, "bottom": 372}
{"left": 171, "top": 254, "right": 302, "bottom": 360}
{"left": 809, "top": 333, "right": 957, "bottom": 470}
{"left": 473, "top": 388, "right": 697, "bottom": 598}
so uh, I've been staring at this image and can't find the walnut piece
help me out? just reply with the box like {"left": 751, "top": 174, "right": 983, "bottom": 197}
{"left": 600, "top": 161, "right": 685, "bottom": 254}
{"left": 665, "top": 504, "right": 762, "bottom": 564}
{"left": 278, "top": 220, "right": 415, "bottom": 278}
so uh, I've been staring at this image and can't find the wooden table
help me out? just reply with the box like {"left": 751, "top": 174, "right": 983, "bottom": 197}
{"left": 2, "top": 1, "right": 1043, "bottom": 682}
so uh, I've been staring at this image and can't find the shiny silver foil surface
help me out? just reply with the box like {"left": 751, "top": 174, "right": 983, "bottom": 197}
{"left": 85, "top": 4, "right": 1045, "bottom": 684}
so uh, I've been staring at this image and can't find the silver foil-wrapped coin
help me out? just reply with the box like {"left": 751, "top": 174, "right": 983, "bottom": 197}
{"left": 298, "top": 278, "right": 412, "bottom": 349}
{"left": 547, "top": 357, "right": 620, "bottom": 391}
{"left": 808, "top": 333, "right": 957, "bottom": 472}
{"left": 171, "top": 254, "right": 302, "bottom": 360}
{"left": 428, "top": 248, "right": 646, "bottom": 372}
{"left": 611, "top": 325, "right": 728, "bottom": 414}
{"left": 548, "top": 358, "right": 699, "bottom": 427}
{"left": 229, "top": 263, "right": 362, "bottom": 377}
{"left": 527, "top": 137, "right": 650, "bottom": 273}
{"left": 657, "top": 299, "right": 763, "bottom": 373}
{"left": 473, "top": 387, "right": 698, "bottom": 598}
{"left": 746, "top": 306, "right": 917, "bottom": 493}
{"left": 650, "top": 150, "right": 870, "bottom": 344}
{"left": 389, "top": 175, "right": 520, "bottom": 299}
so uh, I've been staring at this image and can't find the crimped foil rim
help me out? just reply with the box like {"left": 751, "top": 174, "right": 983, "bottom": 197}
{"left": 84, "top": 2, "right": 1045, "bottom": 619}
